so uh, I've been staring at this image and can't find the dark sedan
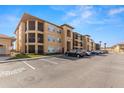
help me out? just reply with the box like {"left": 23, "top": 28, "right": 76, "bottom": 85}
{"left": 65, "top": 49, "right": 86, "bottom": 58}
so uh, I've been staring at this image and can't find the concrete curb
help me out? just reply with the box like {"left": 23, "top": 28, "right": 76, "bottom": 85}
{"left": 0, "top": 56, "right": 52, "bottom": 63}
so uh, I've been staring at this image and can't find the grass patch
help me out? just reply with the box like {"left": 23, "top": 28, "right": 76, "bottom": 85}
{"left": 9, "top": 54, "right": 43, "bottom": 60}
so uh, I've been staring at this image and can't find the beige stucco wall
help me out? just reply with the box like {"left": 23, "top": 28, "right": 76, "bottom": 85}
{"left": 19, "top": 22, "right": 25, "bottom": 53}
{"left": 113, "top": 45, "right": 124, "bottom": 54}
{"left": 61, "top": 25, "right": 73, "bottom": 53}
{"left": 0, "top": 38, "right": 12, "bottom": 55}
{"left": 73, "top": 33, "right": 84, "bottom": 49}
{"left": 15, "top": 14, "right": 97, "bottom": 54}
{"left": 93, "top": 42, "right": 96, "bottom": 51}
{"left": 16, "top": 22, "right": 26, "bottom": 53}
{"left": 44, "top": 22, "right": 63, "bottom": 54}
{"left": 82, "top": 36, "right": 92, "bottom": 51}
{"left": 16, "top": 30, "right": 19, "bottom": 51}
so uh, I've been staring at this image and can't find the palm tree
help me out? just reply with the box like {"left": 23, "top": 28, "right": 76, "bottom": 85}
{"left": 99, "top": 41, "right": 102, "bottom": 50}
{"left": 104, "top": 43, "right": 107, "bottom": 50}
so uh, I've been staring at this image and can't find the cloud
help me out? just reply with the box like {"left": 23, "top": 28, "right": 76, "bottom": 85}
{"left": 108, "top": 7, "right": 124, "bottom": 15}
{"left": 62, "top": 6, "right": 94, "bottom": 27}
{"left": 86, "top": 20, "right": 106, "bottom": 25}
{"left": 51, "top": 6, "right": 124, "bottom": 31}
{"left": 81, "top": 10, "right": 93, "bottom": 19}
{"left": 0, "top": 14, "right": 19, "bottom": 27}
{"left": 66, "top": 12, "right": 77, "bottom": 17}
{"left": 50, "top": 5, "right": 70, "bottom": 11}
{"left": 71, "top": 5, "right": 94, "bottom": 19}
{"left": 63, "top": 11, "right": 77, "bottom": 20}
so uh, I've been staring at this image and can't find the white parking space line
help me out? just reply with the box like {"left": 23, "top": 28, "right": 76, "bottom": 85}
{"left": 40, "top": 59, "right": 58, "bottom": 65}
{"left": 23, "top": 61, "right": 36, "bottom": 70}
{"left": 0, "top": 67, "right": 26, "bottom": 78}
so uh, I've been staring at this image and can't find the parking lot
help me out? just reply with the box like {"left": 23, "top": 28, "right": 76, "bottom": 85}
{"left": 0, "top": 53, "right": 124, "bottom": 88}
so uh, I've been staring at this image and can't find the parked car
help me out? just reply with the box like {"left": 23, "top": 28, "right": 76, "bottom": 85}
{"left": 65, "top": 49, "right": 86, "bottom": 58}
{"left": 91, "top": 51, "right": 100, "bottom": 55}
{"left": 91, "top": 50, "right": 109, "bottom": 55}
{"left": 97, "top": 50, "right": 109, "bottom": 54}
{"left": 102, "top": 50, "right": 109, "bottom": 54}
{"left": 85, "top": 51, "right": 92, "bottom": 56}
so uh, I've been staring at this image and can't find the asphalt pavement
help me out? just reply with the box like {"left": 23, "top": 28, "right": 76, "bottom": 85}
{"left": 0, "top": 53, "right": 124, "bottom": 88}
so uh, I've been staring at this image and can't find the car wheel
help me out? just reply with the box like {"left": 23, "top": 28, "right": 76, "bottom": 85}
{"left": 77, "top": 55, "right": 80, "bottom": 58}
{"left": 65, "top": 53, "right": 68, "bottom": 56}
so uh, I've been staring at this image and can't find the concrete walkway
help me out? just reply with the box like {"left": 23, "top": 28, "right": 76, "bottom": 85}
{"left": 0, "top": 56, "right": 10, "bottom": 61}
{"left": 0, "top": 55, "right": 59, "bottom": 63}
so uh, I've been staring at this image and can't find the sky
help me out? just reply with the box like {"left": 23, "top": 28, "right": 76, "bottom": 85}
{"left": 0, "top": 5, "right": 124, "bottom": 47}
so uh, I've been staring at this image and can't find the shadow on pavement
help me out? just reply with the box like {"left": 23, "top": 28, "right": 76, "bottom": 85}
{"left": 51, "top": 54, "right": 108, "bottom": 61}
{"left": 53, "top": 55, "right": 92, "bottom": 61}
{"left": 97, "top": 54, "right": 108, "bottom": 56}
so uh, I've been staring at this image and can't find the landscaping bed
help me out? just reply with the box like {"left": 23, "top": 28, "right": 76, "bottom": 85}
{"left": 8, "top": 54, "right": 44, "bottom": 60}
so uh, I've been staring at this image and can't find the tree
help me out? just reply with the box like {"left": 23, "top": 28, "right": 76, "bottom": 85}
{"left": 99, "top": 41, "right": 102, "bottom": 50}
{"left": 104, "top": 43, "right": 107, "bottom": 49}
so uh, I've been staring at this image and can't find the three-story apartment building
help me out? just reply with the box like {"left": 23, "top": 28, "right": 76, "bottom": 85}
{"left": 15, "top": 13, "right": 96, "bottom": 54}
{"left": 15, "top": 13, "right": 74, "bottom": 54}
{"left": 73, "top": 32, "right": 84, "bottom": 50}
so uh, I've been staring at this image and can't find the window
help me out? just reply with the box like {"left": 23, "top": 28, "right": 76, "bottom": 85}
{"left": 25, "top": 45, "right": 27, "bottom": 53}
{"left": 38, "top": 34, "right": 44, "bottom": 43}
{"left": 73, "top": 33, "right": 78, "bottom": 39}
{"left": 38, "top": 22, "right": 44, "bottom": 31}
{"left": 74, "top": 41, "right": 78, "bottom": 46}
{"left": 48, "top": 24, "right": 59, "bottom": 33}
{"left": 80, "top": 36, "right": 83, "bottom": 40}
{"left": 55, "top": 46, "right": 62, "bottom": 52}
{"left": 29, "top": 33, "right": 35, "bottom": 43}
{"left": 75, "top": 34, "right": 78, "bottom": 39}
{"left": 48, "top": 35, "right": 52, "bottom": 42}
{"left": 57, "top": 38, "right": 61, "bottom": 43}
{"left": 48, "top": 37, "right": 51, "bottom": 42}
{"left": 25, "top": 34, "right": 27, "bottom": 43}
{"left": 0, "top": 45, "right": 3, "bottom": 47}
{"left": 53, "top": 37, "right": 55, "bottom": 42}
{"left": 38, "top": 45, "right": 44, "bottom": 54}
{"left": 48, "top": 24, "right": 54, "bottom": 32}
{"left": 29, "top": 21, "right": 35, "bottom": 30}
{"left": 80, "top": 42, "right": 83, "bottom": 46}
{"left": 53, "top": 28, "right": 57, "bottom": 32}
{"left": 29, "top": 45, "right": 35, "bottom": 53}
{"left": 67, "top": 30, "right": 71, "bottom": 37}
{"left": 48, "top": 35, "right": 55, "bottom": 42}
{"left": 57, "top": 30, "right": 62, "bottom": 34}
{"left": 48, "top": 46, "right": 54, "bottom": 53}
{"left": 67, "top": 41, "right": 71, "bottom": 51}
{"left": 48, "top": 46, "right": 61, "bottom": 53}
{"left": 48, "top": 36, "right": 61, "bottom": 43}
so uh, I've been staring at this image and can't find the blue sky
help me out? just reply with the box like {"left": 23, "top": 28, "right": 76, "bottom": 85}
{"left": 0, "top": 5, "right": 124, "bottom": 47}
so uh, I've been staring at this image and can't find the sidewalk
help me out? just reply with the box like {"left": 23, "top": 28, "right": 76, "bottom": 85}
{"left": 0, "top": 56, "right": 11, "bottom": 61}
{"left": 0, "top": 56, "right": 50, "bottom": 63}
{"left": 0, "top": 54, "right": 63, "bottom": 63}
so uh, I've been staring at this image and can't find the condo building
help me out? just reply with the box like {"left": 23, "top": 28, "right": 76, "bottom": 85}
{"left": 95, "top": 43, "right": 100, "bottom": 50}
{"left": 112, "top": 43, "right": 124, "bottom": 53}
{"left": 15, "top": 13, "right": 96, "bottom": 54}
{"left": 0, "top": 34, "right": 15, "bottom": 55}
{"left": 91, "top": 39, "right": 96, "bottom": 51}
{"left": 73, "top": 32, "right": 84, "bottom": 50}
{"left": 82, "top": 35, "right": 92, "bottom": 51}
